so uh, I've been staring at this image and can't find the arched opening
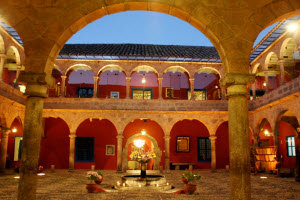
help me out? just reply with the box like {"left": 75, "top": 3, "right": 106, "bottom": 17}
{"left": 3, "top": 46, "right": 22, "bottom": 89}
{"left": 75, "top": 118, "right": 117, "bottom": 170}
{"left": 65, "top": 65, "right": 94, "bottom": 98}
{"left": 264, "top": 52, "right": 280, "bottom": 91}
{"left": 170, "top": 119, "right": 210, "bottom": 169}
{"left": 194, "top": 67, "right": 221, "bottom": 100}
{"left": 98, "top": 65, "right": 126, "bottom": 99}
{"left": 215, "top": 121, "right": 229, "bottom": 169}
{"left": 275, "top": 110, "right": 299, "bottom": 169}
{"left": 251, "top": 64, "right": 267, "bottom": 98}
{"left": 7, "top": 117, "right": 23, "bottom": 169}
{"left": 39, "top": 117, "right": 70, "bottom": 169}
{"left": 48, "top": 66, "right": 62, "bottom": 97}
{"left": 257, "top": 118, "right": 274, "bottom": 147}
{"left": 130, "top": 66, "right": 158, "bottom": 99}
{"left": 162, "top": 66, "right": 189, "bottom": 100}
{"left": 123, "top": 119, "right": 164, "bottom": 171}
{"left": 280, "top": 38, "right": 299, "bottom": 81}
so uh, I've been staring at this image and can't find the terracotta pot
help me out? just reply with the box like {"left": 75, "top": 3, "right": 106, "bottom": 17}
{"left": 182, "top": 177, "right": 189, "bottom": 184}
{"left": 184, "top": 183, "right": 197, "bottom": 194}
{"left": 94, "top": 177, "right": 103, "bottom": 184}
{"left": 86, "top": 183, "right": 97, "bottom": 193}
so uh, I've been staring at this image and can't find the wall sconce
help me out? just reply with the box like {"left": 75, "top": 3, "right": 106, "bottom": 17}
{"left": 264, "top": 129, "right": 270, "bottom": 136}
{"left": 141, "top": 74, "right": 146, "bottom": 84}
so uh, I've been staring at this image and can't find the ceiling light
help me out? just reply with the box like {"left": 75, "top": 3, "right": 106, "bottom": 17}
{"left": 288, "top": 23, "right": 297, "bottom": 32}
{"left": 264, "top": 130, "right": 269, "bottom": 136}
{"left": 141, "top": 129, "right": 146, "bottom": 135}
{"left": 12, "top": 128, "right": 17, "bottom": 133}
{"left": 263, "top": 82, "right": 266, "bottom": 86}
{"left": 134, "top": 139, "right": 145, "bottom": 148}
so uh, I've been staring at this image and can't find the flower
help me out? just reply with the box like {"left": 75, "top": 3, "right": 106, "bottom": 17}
{"left": 181, "top": 169, "right": 201, "bottom": 184}
{"left": 97, "top": 171, "right": 103, "bottom": 177}
{"left": 86, "top": 171, "right": 102, "bottom": 183}
{"left": 129, "top": 150, "right": 156, "bottom": 164}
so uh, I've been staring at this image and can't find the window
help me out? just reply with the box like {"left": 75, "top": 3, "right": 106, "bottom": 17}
{"left": 286, "top": 136, "right": 296, "bottom": 157}
{"left": 197, "top": 137, "right": 211, "bottom": 161}
{"left": 187, "top": 89, "right": 206, "bottom": 100}
{"left": 132, "top": 88, "right": 153, "bottom": 99}
{"left": 75, "top": 137, "right": 94, "bottom": 162}
{"left": 76, "top": 87, "right": 94, "bottom": 98}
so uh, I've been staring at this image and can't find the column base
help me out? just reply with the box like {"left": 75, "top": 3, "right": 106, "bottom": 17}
{"left": 68, "top": 168, "right": 75, "bottom": 172}
{"left": 116, "top": 169, "right": 123, "bottom": 173}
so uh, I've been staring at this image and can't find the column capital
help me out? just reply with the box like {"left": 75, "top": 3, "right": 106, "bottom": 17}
{"left": 18, "top": 72, "right": 48, "bottom": 97}
{"left": 164, "top": 135, "right": 171, "bottom": 140}
{"left": 0, "top": 53, "right": 6, "bottom": 58}
{"left": 93, "top": 76, "right": 99, "bottom": 80}
{"left": 189, "top": 78, "right": 195, "bottom": 82}
{"left": 16, "top": 65, "right": 22, "bottom": 70}
{"left": 277, "top": 60, "right": 285, "bottom": 65}
{"left": 116, "top": 135, "right": 123, "bottom": 140}
{"left": 158, "top": 77, "right": 163, "bottom": 81}
{"left": 126, "top": 77, "right": 131, "bottom": 81}
{"left": 61, "top": 75, "right": 67, "bottom": 79}
{"left": 69, "top": 134, "right": 76, "bottom": 139}
{"left": 220, "top": 73, "right": 255, "bottom": 88}
{"left": 209, "top": 135, "right": 217, "bottom": 141}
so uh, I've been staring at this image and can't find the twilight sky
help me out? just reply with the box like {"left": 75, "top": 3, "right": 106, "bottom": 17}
{"left": 66, "top": 11, "right": 277, "bottom": 48}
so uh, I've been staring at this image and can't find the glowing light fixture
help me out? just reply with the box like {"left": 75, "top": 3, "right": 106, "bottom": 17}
{"left": 141, "top": 74, "right": 146, "bottom": 83}
{"left": 141, "top": 129, "right": 146, "bottom": 135}
{"left": 12, "top": 128, "right": 17, "bottom": 133}
{"left": 215, "top": 86, "right": 218, "bottom": 88}
{"left": 260, "top": 176, "right": 267, "bottom": 179}
{"left": 288, "top": 23, "right": 297, "bottom": 32}
{"left": 263, "top": 82, "right": 266, "bottom": 87}
{"left": 14, "top": 176, "right": 20, "bottom": 179}
{"left": 264, "top": 129, "right": 269, "bottom": 136}
{"left": 37, "top": 173, "right": 45, "bottom": 176}
{"left": 57, "top": 82, "right": 61, "bottom": 85}
{"left": 134, "top": 139, "right": 145, "bottom": 148}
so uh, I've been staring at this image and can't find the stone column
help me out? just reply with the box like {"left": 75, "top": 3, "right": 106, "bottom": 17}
{"left": 60, "top": 75, "right": 67, "bottom": 97}
{"left": 93, "top": 76, "right": 99, "bottom": 98}
{"left": 221, "top": 73, "right": 254, "bottom": 200}
{"left": 278, "top": 60, "right": 286, "bottom": 86}
{"left": 209, "top": 135, "right": 217, "bottom": 172}
{"left": 17, "top": 72, "right": 48, "bottom": 200}
{"left": 0, "top": 130, "right": 9, "bottom": 172}
{"left": 0, "top": 54, "right": 6, "bottom": 81}
{"left": 251, "top": 84, "right": 256, "bottom": 100}
{"left": 158, "top": 77, "right": 163, "bottom": 100}
{"left": 221, "top": 87, "right": 226, "bottom": 100}
{"left": 189, "top": 78, "right": 195, "bottom": 100}
{"left": 164, "top": 135, "right": 171, "bottom": 172}
{"left": 116, "top": 134, "right": 123, "bottom": 172}
{"left": 126, "top": 77, "right": 131, "bottom": 99}
{"left": 69, "top": 134, "right": 76, "bottom": 171}
{"left": 14, "top": 65, "right": 22, "bottom": 88}
{"left": 264, "top": 71, "right": 269, "bottom": 93}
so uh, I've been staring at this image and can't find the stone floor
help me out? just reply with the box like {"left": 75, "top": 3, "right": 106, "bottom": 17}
{"left": 0, "top": 169, "right": 299, "bottom": 200}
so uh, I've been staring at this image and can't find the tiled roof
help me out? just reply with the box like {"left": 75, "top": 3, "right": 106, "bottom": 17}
{"left": 58, "top": 44, "right": 221, "bottom": 62}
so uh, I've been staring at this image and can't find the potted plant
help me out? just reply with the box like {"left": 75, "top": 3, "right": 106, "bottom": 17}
{"left": 37, "top": 165, "right": 43, "bottom": 173}
{"left": 86, "top": 171, "right": 101, "bottom": 193}
{"left": 94, "top": 171, "right": 103, "bottom": 184}
{"left": 129, "top": 150, "right": 156, "bottom": 178}
{"left": 182, "top": 169, "right": 201, "bottom": 194}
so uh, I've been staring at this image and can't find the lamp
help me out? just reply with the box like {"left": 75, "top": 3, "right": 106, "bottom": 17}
{"left": 264, "top": 129, "right": 269, "bottom": 136}
{"left": 141, "top": 73, "right": 146, "bottom": 84}
{"left": 141, "top": 129, "right": 146, "bottom": 135}
{"left": 288, "top": 23, "right": 297, "bottom": 32}
{"left": 134, "top": 139, "right": 145, "bottom": 148}
{"left": 12, "top": 128, "right": 17, "bottom": 133}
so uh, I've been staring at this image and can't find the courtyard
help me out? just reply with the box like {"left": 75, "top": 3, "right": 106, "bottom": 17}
{"left": 0, "top": 170, "right": 299, "bottom": 200}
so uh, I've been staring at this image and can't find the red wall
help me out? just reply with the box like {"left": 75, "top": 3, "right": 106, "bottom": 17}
{"left": 7, "top": 118, "right": 23, "bottom": 168}
{"left": 215, "top": 121, "right": 229, "bottom": 169}
{"left": 170, "top": 119, "right": 211, "bottom": 169}
{"left": 39, "top": 117, "right": 70, "bottom": 169}
{"left": 3, "top": 68, "right": 16, "bottom": 86}
{"left": 279, "top": 121, "right": 299, "bottom": 168}
{"left": 123, "top": 119, "right": 165, "bottom": 169}
{"left": 98, "top": 85, "right": 126, "bottom": 98}
{"left": 75, "top": 119, "right": 117, "bottom": 170}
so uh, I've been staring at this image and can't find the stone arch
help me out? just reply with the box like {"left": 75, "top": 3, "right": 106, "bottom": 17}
{"left": 130, "top": 65, "right": 159, "bottom": 77}
{"left": 97, "top": 64, "right": 127, "bottom": 77}
{"left": 65, "top": 64, "right": 93, "bottom": 76}
{"left": 163, "top": 66, "right": 191, "bottom": 79}
{"left": 280, "top": 37, "right": 298, "bottom": 60}
{"left": 264, "top": 52, "right": 279, "bottom": 71}
{"left": 252, "top": 63, "right": 262, "bottom": 74}
{"left": 195, "top": 67, "right": 222, "bottom": 79}
{"left": 6, "top": 46, "right": 21, "bottom": 66}
{"left": 9, "top": 116, "right": 22, "bottom": 129}
{"left": 169, "top": 118, "right": 211, "bottom": 135}
{"left": 122, "top": 133, "right": 162, "bottom": 171}
{"left": 73, "top": 116, "right": 119, "bottom": 134}
{"left": 0, "top": 34, "right": 5, "bottom": 54}
{"left": 0, "top": 111, "right": 7, "bottom": 129}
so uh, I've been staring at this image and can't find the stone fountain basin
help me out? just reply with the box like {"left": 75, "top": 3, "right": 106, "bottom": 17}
{"left": 121, "top": 175, "right": 166, "bottom": 187}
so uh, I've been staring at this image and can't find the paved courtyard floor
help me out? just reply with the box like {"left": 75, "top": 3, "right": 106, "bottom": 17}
{"left": 0, "top": 169, "right": 299, "bottom": 200}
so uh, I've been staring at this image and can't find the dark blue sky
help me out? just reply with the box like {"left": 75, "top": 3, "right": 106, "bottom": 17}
{"left": 67, "top": 11, "right": 276, "bottom": 47}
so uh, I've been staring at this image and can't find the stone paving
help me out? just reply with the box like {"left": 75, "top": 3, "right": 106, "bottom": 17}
{"left": 0, "top": 169, "right": 299, "bottom": 200}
